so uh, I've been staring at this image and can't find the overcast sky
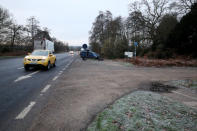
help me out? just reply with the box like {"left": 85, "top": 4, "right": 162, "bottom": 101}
{"left": 0, "top": 0, "right": 130, "bottom": 46}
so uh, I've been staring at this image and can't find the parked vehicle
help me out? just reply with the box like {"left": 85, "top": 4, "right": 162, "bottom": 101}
{"left": 80, "top": 50, "right": 100, "bottom": 60}
{"left": 24, "top": 50, "right": 56, "bottom": 71}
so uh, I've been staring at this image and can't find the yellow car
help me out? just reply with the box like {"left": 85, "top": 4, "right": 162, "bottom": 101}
{"left": 24, "top": 50, "right": 56, "bottom": 71}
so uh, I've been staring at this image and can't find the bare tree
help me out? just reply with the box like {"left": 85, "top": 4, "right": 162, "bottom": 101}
{"left": 43, "top": 27, "right": 51, "bottom": 34}
{"left": 129, "top": 0, "right": 170, "bottom": 46}
{"left": 9, "top": 24, "right": 21, "bottom": 47}
{"left": 180, "top": 0, "right": 197, "bottom": 11}
{"left": 126, "top": 11, "right": 146, "bottom": 44}
{"left": 26, "top": 16, "right": 40, "bottom": 47}
{"left": 169, "top": 0, "right": 197, "bottom": 15}
{"left": 142, "top": 0, "right": 169, "bottom": 38}
{"left": 0, "top": 6, "right": 12, "bottom": 43}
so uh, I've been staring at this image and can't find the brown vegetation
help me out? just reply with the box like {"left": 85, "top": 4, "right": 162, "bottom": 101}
{"left": 121, "top": 57, "right": 197, "bottom": 67}
{"left": 0, "top": 51, "right": 28, "bottom": 56}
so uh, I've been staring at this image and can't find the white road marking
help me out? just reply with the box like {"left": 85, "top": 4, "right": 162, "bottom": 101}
{"left": 15, "top": 101, "right": 36, "bottom": 119}
{"left": 14, "top": 75, "right": 31, "bottom": 82}
{"left": 17, "top": 67, "right": 24, "bottom": 70}
{"left": 52, "top": 59, "right": 74, "bottom": 82}
{"left": 64, "top": 59, "right": 74, "bottom": 69}
{"left": 14, "top": 71, "right": 39, "bottom": 82}
{"left": 41, "top": 84, "right": 51, "bottom": 93}
{"left": 172, "top": 91, "right": 197, "bottom": 101}
{"left": 52, "top": 75, "right": 59, "bottom": 81}
{"left": 28, "top": 71, "right": 39, "bottom": 76}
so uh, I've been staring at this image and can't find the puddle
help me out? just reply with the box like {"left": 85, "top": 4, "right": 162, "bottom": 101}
{"left": 150, "top": 81, "right": 178, "bottom": 92}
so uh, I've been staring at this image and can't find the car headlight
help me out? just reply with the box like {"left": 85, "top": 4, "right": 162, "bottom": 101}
{"left": 41, "top": 59, "right": 46, "bottom": 62}
{"left": 37, "top": 59, "right": 46, "bottom": 62}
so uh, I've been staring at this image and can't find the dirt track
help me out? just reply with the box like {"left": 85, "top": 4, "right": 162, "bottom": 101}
{"left": 30, "top": 57, "right": 197, "bottom": 131}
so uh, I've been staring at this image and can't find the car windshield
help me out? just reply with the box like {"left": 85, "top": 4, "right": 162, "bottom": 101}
{"left": 93, "top": 52, "right": 98, "bottom": 56}
{"left": 31, "top": 51, "right": 49, "bottom": 56}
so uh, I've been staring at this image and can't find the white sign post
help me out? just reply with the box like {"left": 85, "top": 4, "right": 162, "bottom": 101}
{"left": 124, "top": 51, "right": 133, "bottom": 58}
{"left": 134, "top": 42, "right": 138, "bottom": 59}
{"left": 127, "top": 52, "right": 133, "bottom": 58}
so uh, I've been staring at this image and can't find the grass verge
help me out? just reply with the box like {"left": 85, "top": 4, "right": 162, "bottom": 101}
{"left": 87, "top": 91, "right": 197, "bottom": 131}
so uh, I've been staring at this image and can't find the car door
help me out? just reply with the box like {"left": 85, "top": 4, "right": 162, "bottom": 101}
{"left": 49, "top": 51, "right": 55, "bottom": 64}
{"left": 89, "top": 52, "right": 94, "bottom": 58}
{"left": 52, "top": 52, "right": 56, "bottom": 63}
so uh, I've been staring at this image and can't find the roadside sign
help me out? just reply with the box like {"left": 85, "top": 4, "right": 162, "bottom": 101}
{"left": 124, "top": 51, "right": 133, "bottom": 58}
{"left": 134, "top": 42, "right": 138, "bottom": 59}
{"left": 82, "top": 44, "right": 88, "bottom": 49}
{"left": 127, "top": 52, "right": 133, "bottom": 58}
{"left": 134, "top": 42, "right": 138, "bottom": 46}
{"left": 124, "top": 52, "right": 128, "bottom": 56}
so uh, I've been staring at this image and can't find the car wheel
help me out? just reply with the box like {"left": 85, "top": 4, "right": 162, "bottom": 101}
{"left": 46, "top": 61, "right": 51, "bottom": 70}
{"left": 53, "top": 59, "right": 56, "bottom": 67}
{"left": 24, "top": 65, "right": 29, "bottom": 71}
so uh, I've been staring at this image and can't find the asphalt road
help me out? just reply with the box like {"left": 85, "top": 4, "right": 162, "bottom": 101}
{"left": 0, "top": 52, "right": 76, "bottom": 131}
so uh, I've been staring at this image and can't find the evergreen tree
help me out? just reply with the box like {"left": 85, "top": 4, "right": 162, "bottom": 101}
{"left": 166, "top": 3, "right": 197, "bottom": 57}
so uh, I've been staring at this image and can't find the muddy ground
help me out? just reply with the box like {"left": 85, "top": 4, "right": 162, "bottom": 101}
{"left": 30, "top": 57, "right": 197, "bottom": 131}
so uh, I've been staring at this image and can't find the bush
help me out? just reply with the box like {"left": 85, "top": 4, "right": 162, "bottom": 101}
{"left": 0, "top": 45, "right": 33, "bottom": 54}
{"left": 0, "top": 46, "right": 10, "bottom": 53}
